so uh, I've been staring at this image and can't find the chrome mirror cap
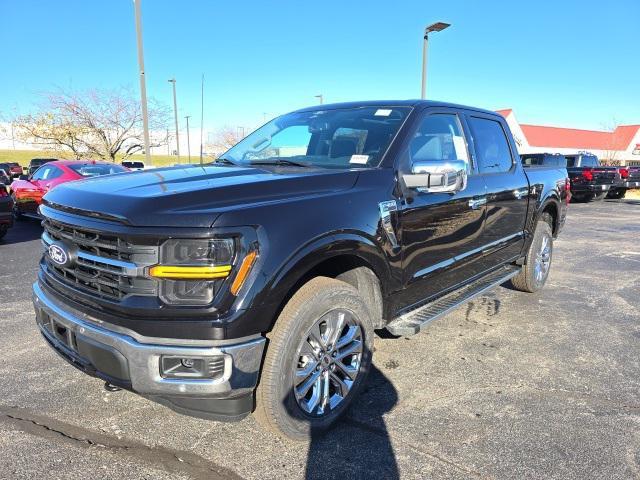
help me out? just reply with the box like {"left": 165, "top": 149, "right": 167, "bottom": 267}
{"left": 403, "top": 160, "right": 468, "bottom": 194}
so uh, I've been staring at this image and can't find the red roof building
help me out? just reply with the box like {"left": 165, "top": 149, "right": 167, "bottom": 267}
{"left": 496, "top": 109, "right": 640, "bottom": 165}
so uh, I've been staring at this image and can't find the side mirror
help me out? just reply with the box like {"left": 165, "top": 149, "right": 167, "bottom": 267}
{"left": 19, "top": 174, "right": 29, "bottom": 181}
{"left": 403, "top": 160, "right": 468, "bottom": 194}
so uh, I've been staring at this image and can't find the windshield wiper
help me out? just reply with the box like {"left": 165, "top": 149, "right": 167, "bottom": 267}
{"left": 215, "top": 157, "right": 238, "bottom": 166}
{"left": 251, "top": 158, "right": 312, "bottom": 168}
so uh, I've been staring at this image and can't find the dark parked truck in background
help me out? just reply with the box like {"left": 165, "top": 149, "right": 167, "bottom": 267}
{"left": 32, "top": 101, "right": 569, "bottom": 440}
{"left": 565, "top": 152, "right": 618, "bottom": 202}
{"left": 607, "top": 165, "right": 640, "bottom": 199}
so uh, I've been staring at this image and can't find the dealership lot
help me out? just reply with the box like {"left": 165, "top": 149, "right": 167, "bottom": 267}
{"left": 0, "top": 200, "right": 639, "bottom": 480}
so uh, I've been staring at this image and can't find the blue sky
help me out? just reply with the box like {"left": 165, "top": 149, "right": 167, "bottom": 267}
{"left": 1, "top": 0, "right": 638, "bottom": 133}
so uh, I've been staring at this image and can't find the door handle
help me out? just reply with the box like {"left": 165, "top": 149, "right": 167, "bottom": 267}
{"left": 468, "top": 197, "right": 487, "bottom": 210}
{"left": 513, "top": 188, "right": 529, "bottom": 199}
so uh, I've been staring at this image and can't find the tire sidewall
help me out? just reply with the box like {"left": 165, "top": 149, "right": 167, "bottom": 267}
{"left": 269, "top": 283, "right": 374, "bottom": 439}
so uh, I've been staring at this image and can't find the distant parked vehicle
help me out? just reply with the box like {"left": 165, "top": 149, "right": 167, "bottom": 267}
{"left": 565, "top": 153, "right": 617, "bottom": 202}
{"left": 0, "top": 169, "right": 11, "bottom": 189}
{"left": 606, "top": 165, "right": 640, "bottom": 199}
{"left": 121, "top": 160, "right": 145, "bottom": 171}
{"left": 0, "top": 183, "right": 13, "bottom": 240}
{"left": 11, "top": 160, "right": 129, "bottom": 219}
{"left": 0, "top": 162, "right": 24, "bottom": 180}
{"left": 28, "top": 158, "right": 58, "bottom": 176}
{"left": 521, "top": 153, "right": 567, "bottom": 168}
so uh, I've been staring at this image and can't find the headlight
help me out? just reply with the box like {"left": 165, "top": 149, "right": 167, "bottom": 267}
{"left": 150, "top": 238, "right": 235, "bottom": 306}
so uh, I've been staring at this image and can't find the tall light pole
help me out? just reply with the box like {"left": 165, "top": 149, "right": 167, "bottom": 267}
{"left": 133, "top": 0, "right": 151, "bottom": 165}
{"left": 421, "top": 22, "right": 450, "bottom": 100}
{"left": 185, "top": 115, "right": 191, "bottom": 162}
{"left": 199, "top": 74, "right": 204, "bottom": 165}
{"left": 314, "top": 94, "right": 323, "bottom": 105}
{"left": 168, "top": 78, "right": 180, "bottom": 160}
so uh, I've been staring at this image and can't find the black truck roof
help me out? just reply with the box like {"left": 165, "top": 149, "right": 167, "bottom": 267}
{"left": 293, "top": 100, "right": 501, "bottom": 117}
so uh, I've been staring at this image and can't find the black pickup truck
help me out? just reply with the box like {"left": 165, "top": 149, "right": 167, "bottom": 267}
{"left": 33, "top": 100, "right": 568, "bottom": 439}
{"left": 565, "top": 153, "right": 618, "bottom": 202}
{"left": 606, "top": 165, "right": 640, "bottom": 199}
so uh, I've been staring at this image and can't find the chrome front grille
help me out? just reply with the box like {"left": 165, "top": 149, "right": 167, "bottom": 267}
{"left": 42, "top": 218, "right": 158, "bottom": 301}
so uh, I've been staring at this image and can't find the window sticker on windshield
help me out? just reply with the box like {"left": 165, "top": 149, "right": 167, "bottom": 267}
{"left": 452, "top": 136, "right": 469, "bottom": 161}
{"left": 375, "top": 109, "right": 392, "bottom": 117}
{"left": 349, "top": 155, "right": 369, "bottom": 164}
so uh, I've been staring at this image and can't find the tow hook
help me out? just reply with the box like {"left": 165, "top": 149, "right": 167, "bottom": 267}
{"left": 104, "top": 382, "right": 122, "bottom": 392}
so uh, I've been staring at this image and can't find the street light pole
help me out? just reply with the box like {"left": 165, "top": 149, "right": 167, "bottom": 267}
{"left": 133, "top": 0, "right": 151, "bottom": 165}
{"left": 185, "top": 115, "right": 191, "bottom": 162}
{"left": 421, "top": 22, "right": 450, "bottom": 100}
{"left": 168, "top": 78, "right": 180, "bottom": 160}
{"left": 199, "top": 74, "right": 204, "bottom": 165}
{"left": 315, "top": 94, "right": 323, "bottom": 105}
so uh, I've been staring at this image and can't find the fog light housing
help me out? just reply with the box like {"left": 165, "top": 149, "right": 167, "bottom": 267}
{"left": 160, "top": 355, "right": 226, "bottom": 380}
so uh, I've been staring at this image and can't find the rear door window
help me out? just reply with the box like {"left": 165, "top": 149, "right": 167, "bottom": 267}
{"left": 467, "top": 117, "right": 514, "bottom": 174}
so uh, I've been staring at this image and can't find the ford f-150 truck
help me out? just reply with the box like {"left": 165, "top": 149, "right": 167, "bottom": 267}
{"left": 32, "top": 100, "right": 569, "bottom": 440}
{"left": 606, "top": 165, "right": 640, "bottom": 199}
{"left": 565, "top": 152, "right": 618, "bottom": 202}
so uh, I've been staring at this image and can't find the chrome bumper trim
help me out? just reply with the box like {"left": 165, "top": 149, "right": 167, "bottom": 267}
{"left": 32, "top": 282, "right": 265, "bottom": 398}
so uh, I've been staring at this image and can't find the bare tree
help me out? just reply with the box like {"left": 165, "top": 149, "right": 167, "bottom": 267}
{"left": 206, "top": 126, "right": 245, "bottom": 157}
{"left": 14, "top": 87, "right": 170, "bottom": 161}
{"left": 599, "top": 117, "right": 622, "bottom": 166}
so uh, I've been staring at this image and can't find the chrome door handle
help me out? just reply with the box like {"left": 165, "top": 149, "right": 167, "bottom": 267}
{"left": 513, "top": 188, "right": 529, "bottom": 199}
{"left": 468, "top": 197, "right": 487, "bottom": 210}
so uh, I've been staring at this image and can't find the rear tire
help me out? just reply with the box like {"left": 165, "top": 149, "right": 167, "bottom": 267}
{"left": 254, "top": 276, "right": 374, "bottom": 441}
{"left": 606, "top": 188, "right": 626, "bottom": 199}
{"left": 511, "top": 213, "right": 554, "bottom": 293}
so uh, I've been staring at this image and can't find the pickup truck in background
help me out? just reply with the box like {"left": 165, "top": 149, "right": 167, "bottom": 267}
{"left": 606, "top": 165, "right": 640, "bottom": 199}
{"left": 565, "top": 152, "right": 618, "bottom": 202}
{"left": 32, "top": 100, "right": 569, "bottom": 440}
{"left": 520, "top": 153, "right": 567, "bottom": 168}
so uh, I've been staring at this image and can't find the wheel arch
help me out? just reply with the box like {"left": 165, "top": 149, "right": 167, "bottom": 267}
{"left": 263, "top": 233, "right": 393, "bottom": 331}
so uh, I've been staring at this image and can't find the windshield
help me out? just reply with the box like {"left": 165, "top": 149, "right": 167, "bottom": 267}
{"left": 222, "top": 106, "right": 411, "bottom": 169}
{"left": 68, "top": 164, "right": 127, "bottom": 177}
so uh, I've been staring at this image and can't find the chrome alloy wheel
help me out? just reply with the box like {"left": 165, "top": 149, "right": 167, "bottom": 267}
{"left": 534, "top": 233, "right": 552, "bottom": 283}
{"left": 293, "top": 309, "right": 363, "bottom": 417}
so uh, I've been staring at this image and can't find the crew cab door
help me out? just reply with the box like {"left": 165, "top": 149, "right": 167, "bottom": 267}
{"left": 465, "top": 113, "right": 528, "bottom": 265}
{"left": 394, "top": 108, "right": 488, "bottom": 309}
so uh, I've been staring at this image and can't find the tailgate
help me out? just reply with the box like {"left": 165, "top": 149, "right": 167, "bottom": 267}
{"left": 591, "top": 168, "right": 617, "bottom": 185}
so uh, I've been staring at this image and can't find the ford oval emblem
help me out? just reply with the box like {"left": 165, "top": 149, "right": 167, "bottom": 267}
{"left": 48, "top": 244, "right": 69, "bottom": 266}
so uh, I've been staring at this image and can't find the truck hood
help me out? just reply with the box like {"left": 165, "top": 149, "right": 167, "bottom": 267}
{"left": 43, "top": 164, "right": 360, "bottom": 227}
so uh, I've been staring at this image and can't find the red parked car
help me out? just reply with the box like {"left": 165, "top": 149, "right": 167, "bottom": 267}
{"left": 11, "top": 160, "right": 129, "bottom": 219}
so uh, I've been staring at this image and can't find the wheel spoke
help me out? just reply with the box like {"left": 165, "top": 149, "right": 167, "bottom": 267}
{"left": 308, "top": 322, "right": 326, "bottom": 350}
{"left": 329, "top": 371, "right": 351, "bottom": 397}
{"left": 295, "top": 369, "right": 321, "bottom": 399}
{"left": 336, "top": 324, "right": 360, "bottom": 349}
{"left": 326, "top": 311, "right": 347, "bottom": 348}
{"left": 334, "top": 361, "right": 358, "bottom": 381}
{"left": 294, "top": 359, "right": 318, "bottom": 386}
{"left": 300, "top": 339, "right": 320, "bottom": 361}
{"left": 336, "top": 338, "right": 362, "bottom": 361}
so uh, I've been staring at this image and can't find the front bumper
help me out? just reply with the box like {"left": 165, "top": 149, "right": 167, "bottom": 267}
{"left": 32, "top": 281, "right": 266, "bottom": 421}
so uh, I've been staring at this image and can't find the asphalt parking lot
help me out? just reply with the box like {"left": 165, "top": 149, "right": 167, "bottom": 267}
{"left": 1, "top": 199, "right": 639, "bottom": 480}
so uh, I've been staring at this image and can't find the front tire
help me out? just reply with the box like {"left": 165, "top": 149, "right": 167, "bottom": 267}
{"left": 254, "top": 276, "right": 374, "bottom": 441}
{"left": 511, "top": 214, "right": 554, "bottom": 293}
